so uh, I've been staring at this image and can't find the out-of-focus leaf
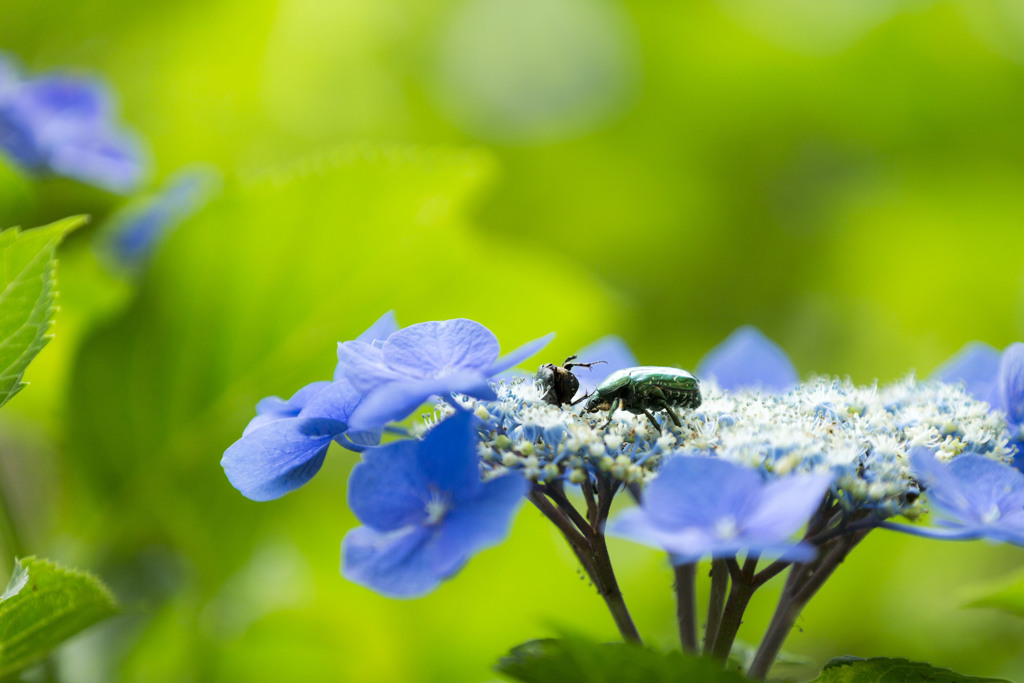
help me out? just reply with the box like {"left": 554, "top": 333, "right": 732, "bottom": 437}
{"left": 808, "top": 656, "right": 1009, "bottom": 683}
{"left": 0, "top": 216, "right": 84, "bottom": 408}
{"left": 64, "top": 144, "right": 615, "bottom": 584}
{"left": 963, "top": 566, "right": 1024, "bottom": 619}
{"left": 0, "top": 556, "right": 117, "bottom": 679}
{"left": 495, "top": 636, "right": 749, "bottom": 683}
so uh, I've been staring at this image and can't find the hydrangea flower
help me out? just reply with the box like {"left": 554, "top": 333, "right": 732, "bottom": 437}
{"left": 884, "top": 447, "right": 1024, "bottom": 545}
{"left": 221, "top": 312, "right": 399, "bottom": 501}
{"left": 695, "top": 326, "right": 798, "bottom": 393}
{"left": 472, "top": 373, "right": 1009, "bottom": 517}
{"left": 606, "top": 455, "right": 832, "bottom": 563}
{"left": 342, "top": 410, "right": 527, "bottom": 597}
{"left": 0, "top": 57, "right": 145, "bottom": 192}
{"left": 338, "top": 318, "right": 553, "bottom": 431}
{"left": 223, "top": 314, "right": 550, "bottom": 501}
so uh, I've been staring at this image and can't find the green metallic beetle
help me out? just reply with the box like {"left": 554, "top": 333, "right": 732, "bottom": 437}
{"left": 582, "top": 366, "right": 701, "bottom": 432}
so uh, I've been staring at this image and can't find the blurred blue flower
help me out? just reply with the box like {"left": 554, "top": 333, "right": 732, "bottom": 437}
{"left": 885, "top": 448, "right": 1024, "bottom": 546}
{"left": 607, "top": 454, "right": 831, "bottom": 563}
{"left": 0, "top": 58, "right": 145, "bottom": 192}
{"left": 221, "top": 312, "right": 399, "bottom": 501}
{"left": 338, "top": 318, "right": 553, "bottom": 431}
{"left": 102, "top": 166, "right": 220, "bottom": 268}
{"left": 572, "top": 335, "right": 638, "bottom": 396}
{"left": 934, "top": 342, "right": 1024, "bottom": 466}
{"left": 342, "top": 411, "right": 526, "bottom": 598}
{"left": 931, "top": 341, "right": 1002, "bottom": 401}
{"left": 696, "top": 326, "right": 798, "bottom": 392}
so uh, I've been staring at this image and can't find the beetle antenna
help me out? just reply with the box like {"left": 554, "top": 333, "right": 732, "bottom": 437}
{"left": 570, "top": 392, "right": 590, "bottom": 406}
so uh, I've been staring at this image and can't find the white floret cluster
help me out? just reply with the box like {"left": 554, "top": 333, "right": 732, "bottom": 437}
{"left": 463, "top": 374, "right": 1014, "bottom": 516}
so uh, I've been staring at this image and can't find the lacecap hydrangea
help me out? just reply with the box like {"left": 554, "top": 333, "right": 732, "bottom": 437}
{"left": 222, "top": 315, "right": 1024, "bottom": 680}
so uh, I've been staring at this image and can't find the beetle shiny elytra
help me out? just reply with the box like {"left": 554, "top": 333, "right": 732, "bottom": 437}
{"left": 582, "top": 366, "right": 701, "bottom": 432}
{"left": 535, "top": 355, "right": 606, "bottom": 406}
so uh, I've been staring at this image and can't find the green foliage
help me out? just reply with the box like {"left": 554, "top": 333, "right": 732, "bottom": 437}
{"left": 963, "top": 567, "right": 1024, "bottom": 619}
{"left": 0, "top": 216, "right": 84, "bottom": 408}
{"left": 0, "top": 556, "right": 117, "bottom": 679}
{"left": 808, "top": 657, "right": 1010, "bottom": 683}
{"left": 495, "top": 637, "right": 749, "bottom": 683}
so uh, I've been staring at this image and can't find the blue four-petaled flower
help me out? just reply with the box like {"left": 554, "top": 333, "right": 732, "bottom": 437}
{"left": 607, "top": 454, "right": 832, "bottom": 563}
{"left": 222, "top": 314, "right": 551, "bottom": 501}
{"left": 884, "top": 448, "right": 1024, "bottom": 546}
{"left": 342, "top": 410, "right": 527, "bottom": 598}
{"left": 337, "top": 318, "right": 553, "bottom": 431}
{"left": 0, "top": 56, "right": 145, "bottom": 192}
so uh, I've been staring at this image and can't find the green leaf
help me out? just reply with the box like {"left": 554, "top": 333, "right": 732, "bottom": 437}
{"left": 962, "top": 566, "right": 1024, "bottom": 619}
{"left": 0, "top": 216, "right": 86, "bottom": 408}
{"left": 0, "top": 556, "right": 117, "bottom": 679}
{"left": 495, "top": 636, "right": 750, "bottom": 683}
{"left": 808, "top": 657, "right": 1010, "bottom": 683}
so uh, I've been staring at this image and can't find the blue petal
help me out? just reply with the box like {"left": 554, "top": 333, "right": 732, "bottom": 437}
{"left": 347, "top": 439, "right": 431, "bottom": 532}
{"left": 946, "top": 454, "right": 1024, "bottom": 521}
{"left": 300, "top": 378, "right": 381, "bottom": 450}
{"left": 931, "top": 342, "right": 1001, "bottom": 400}
{"left": 909, "top": 448, "right": 975, "bottom": 521}
{"left": 572, "top": 335, "right": 639, "bottom": 395}
{"left": 16, "top": 76, "right": 110, "bottom": 124}
{"left": 642, "top": 455, "right": 761, "bottom": 528}
{"left": 356, "top": 310, "right": 400, "bottom": 345}
{"left": 383, "top": 319, "right": 500, "bottom": 377}
{"left": 880, "top": 521, "right": 984, "bottom": 542}
{"left": 299, "top": 378, "right": 363, "bottom": 421}
{"left": 244, "top": 380, "right": 332, "bottom": 435}
{"left": 696, "top": 326, "right": 798, "bottom": 392}
{"left": 996, "top": 343, "right": 1024, "bottom": 426}
{"left": 488, "top": 332, "right": 555, "bottom": 376}
{"left": 221, "top": 417, "right": 345, "bottom": 501}
{"left": 335, "top": 340, "right": 406, "bottom": 389}
{"left": 415, "top": 411, "right": 486, "bottom": 500}
{"left": 46, "top": 133, "right": 145, "bottom": 193}
{"left": 744, "top": 473, "right": 833, "bottom": 541}
{"left": 346, "top": 371, "right": 494, "bottom": 432}
{"left": 723, "top": 540, "right": 818, "bottom": 564}
{"left": 427, "top": 472, "right": 527, "bottom": 578}
{"left": 606, "top": 507, "right": 703, "bottom": 553}
{"left": 106, "top": 167, "right": 219, "bottom": 266}
{"left": 910, "top": 450, "right": 1024, "bottom": 545}
{"left": 342, "top": 525, "right": 440, "bottom": 599}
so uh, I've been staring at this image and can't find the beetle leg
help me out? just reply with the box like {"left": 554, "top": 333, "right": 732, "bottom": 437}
{"left": 602, "top": 398, "right": 620, "bottom": 428}
{"left": 664, "top": 405, "right": 683, "bottom": 429}
{"left": 642, "top": 408, "right": 662, "bottom": 434}
{"left": 565, "top": 360, "right": 608, "bottom": 371}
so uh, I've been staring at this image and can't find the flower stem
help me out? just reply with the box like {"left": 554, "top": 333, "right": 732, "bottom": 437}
{"left": 709, "top": 556, "right": 758, "bottom": 662}
{"left": 674, "top": 563, "right": 698, "bottom": 653}
{"left": 703, "top": 559, "right": 730, "bottom": 654}
{"left": 746, "top": 531, "right": 868, "bottom": 680}
{"left": 528, "top": 483, "right": 642, "bottom": 644}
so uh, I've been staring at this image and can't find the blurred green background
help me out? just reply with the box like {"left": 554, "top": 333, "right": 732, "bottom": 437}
{"left": 3, "top": 0, "right": 1024, "bottom": 680}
